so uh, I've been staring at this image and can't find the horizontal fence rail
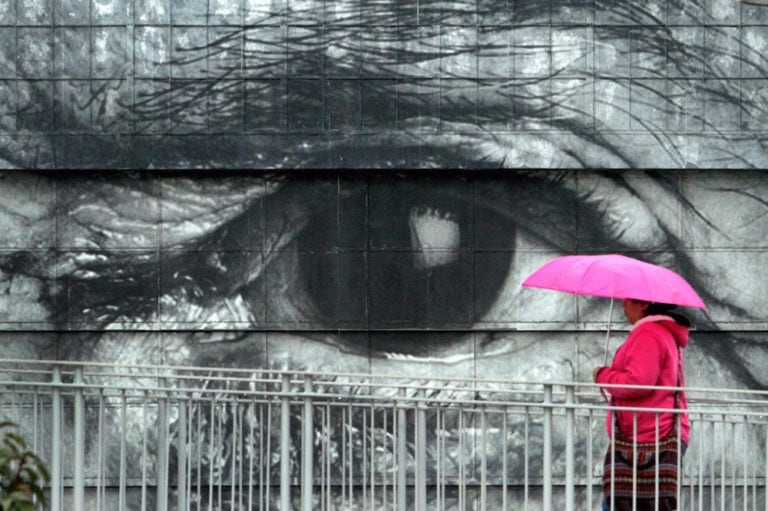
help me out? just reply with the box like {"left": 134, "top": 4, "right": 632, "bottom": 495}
{"left": 1, "top": 359, "right": 768, "bottom": 510}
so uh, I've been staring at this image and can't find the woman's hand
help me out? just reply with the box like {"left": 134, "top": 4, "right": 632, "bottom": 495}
{"left": 593, "top": 366, "right": 606, "bottom": 382}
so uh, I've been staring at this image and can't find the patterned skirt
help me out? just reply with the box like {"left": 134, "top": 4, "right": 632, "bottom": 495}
{"left": 602, "top": 429, "right": 682, "bottom": 511}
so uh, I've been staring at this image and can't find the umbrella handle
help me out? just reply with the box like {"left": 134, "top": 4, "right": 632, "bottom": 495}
{"left": 603, "top": 297, "right": 614, "bottom": 366}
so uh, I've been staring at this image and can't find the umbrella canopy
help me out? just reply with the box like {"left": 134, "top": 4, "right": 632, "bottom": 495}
{"left": 522, "top": 254, "right": 705, "bottom": 308}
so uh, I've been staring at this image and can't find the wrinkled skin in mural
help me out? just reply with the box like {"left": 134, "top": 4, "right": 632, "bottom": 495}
{"left": 2, "top": 171, "right": 768, "bottom": 509}
{"left": 1, "top": 0, "right": 767, "bottom": 168}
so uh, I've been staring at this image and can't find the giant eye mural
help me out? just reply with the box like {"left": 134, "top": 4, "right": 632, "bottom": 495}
{"left": 1, "top": 0, "right": 768, "bottom": 508}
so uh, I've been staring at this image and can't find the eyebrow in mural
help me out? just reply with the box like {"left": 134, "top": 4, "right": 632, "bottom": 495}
{"left": 1, "top": 0, "right": 767, "bottom": 168}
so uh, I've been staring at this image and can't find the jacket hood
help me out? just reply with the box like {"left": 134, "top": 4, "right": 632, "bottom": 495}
{"left": 633, "top": 314, "right": 690, "bottom": 348}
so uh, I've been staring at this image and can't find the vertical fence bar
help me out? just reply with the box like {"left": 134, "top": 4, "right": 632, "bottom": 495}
{"left": 565, "top": 386, "right": 575, "bottom": 511}
{"left": 142, "top": 392, "right": 149, "bottom": 511}
{"left": 397, "top": 387, "right": 407, "bottom": 511}
{"left": 416, "top": 387, "right": 427, "bottom": 511}
{"left": 743, "top": 417, "right": 749, "bottom": 511}
{"left": 51, "top": 366, "right": 62, "bottom": 511}
{"left": 543, "top": 384, "right": 553, "bottom": 511}
{"left": 177, "top": 388, "right": 188, "bottom": 511}
{"left": 119, "top": 389, "right": 128, "bottom": 511}
{"left": 502, "top": 410, "right": 508, "bottom": 511}
{"left": 73, "top": 367, "right": 85, "bottom": 511}
{"left": 280, "top": 374, "right": 291, "bottom": 511}
{"left": 480, "top": 407, "right": 487, "bottom": 511}
{"left": 587, "top": 409, "right": 594, "bottom": 510}
{"left": 157, "top": 391, "right": 169, "bottom": 511}
{"left": 97, "top": 390, "right": 105, "bottom": 511}
{"left": 722, "top": 416, "right": 727, "bottom": 511}
{"left": 302, "top": 376, "right": 313, "bottom": 511}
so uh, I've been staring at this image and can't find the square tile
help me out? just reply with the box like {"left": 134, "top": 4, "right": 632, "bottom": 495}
{"left": 54, "top": 0, "right": 88, "bottom": 25}
{"left": 208, "top": 80, "right": 244, "bottom": 132}
{"left": 134, "top": 0, "right": 170, "bottom": 23}
{"left": 594, "top": 79, "right": 630, "bottom": 130}
{"left": 397, "top": 78, "right": 440, "bottom": 131}
{"left": 91, "top": 79, "right": 133, "bottom": 133}
{"left": 171, "top": 27, "right": 208, "bottom": 79}
{"left": 54, "top": 28, "right": 90, "bottom": 79}
{"left": 244, "top": 26, "right": 287, "bottom": 78}
{"left": 209, "top": 0, "right": 243, "bottom": 24}
{"left": 18, "top": 0, "right": 52, "bottom": 24}
{"left": 0, "top": 29, "right": 15, "bottom": 79}
{"left": 705, "top": 27, "right": 741, "bottom": 79}
{"left": 92, "top": 27, "right": 130, "bottom": 79}
{"left": 17, "top": 28, "right": 54, "bottom": 79}
{"left": 134, "top": 80, "right": 171, "bottom": 133}
{"left": 326, "top": 79, "right": 361, "bottom": 132}
{"left": 551, "top": 78, "right": 593, "bottom": 127}
{"left": 287, "top": 79, "right": 323, "bottom": 132}
{"left": 208, "top": 27, "right": 243, "bottom": 79}
{"left": 362, "top": 79, "right": 397, "bottom": 130}
{"left": 326, "top": 28, "right": 361, "bottom": 78}
{"left": 630, "top": 79, "right": 667, "bottom": 130}
{"left": 668, "top": 79, "right": 704, "bottom": 131}
{"left": 135, "top": 27, "right": 171, "bottom": 79}
{"left": 667, "top": 27, "right": 703, "bottom": 79}
{"left": 91, "top": 0, "right": 129, "bottom": 24}
{"left": 54, "top": 80, "right": 92, "bottom": 132}
{"left": 594, "top": 27, "right": 629, "bottom": 78}
{"left": 741, "top": 79, "right": 768, "bottom": 130}
{"left": 244, "top": 79, "right": 285, "bottom": 132}
{"left": 169, "top": 80, "right": 208, "bottom": 133}
{"left": 287, "top": 26, "right": 325, "bottom": 78}
{"left": 0, "top": 81, "right": 15, "bottom": 131}
{"left": 630, "top": 28, "right": 666, "bottom": 79}
{"left": 17, "top": 80, "right": 54, "bottom": 131}
{"left": 245, "top": 0, "right": 286, "bottom": 24}
{"left": 552, "top": 27, "right": 590, "bottom": 78}
{"left": 398, "top": 25, "right": 440, "bottom": 79}
{"left": 0, "top": 0, "right": 15, "bottom": 23}
{"left": 170, "top": 0, "right": 207, "bottom": 24}
{"left": 741, "top": 26, "right": 768, "bottom": 78}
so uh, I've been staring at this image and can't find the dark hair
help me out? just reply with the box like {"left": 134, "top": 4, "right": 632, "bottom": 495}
{"left": 645, "top": 302, "right": 691, "bottom": 327}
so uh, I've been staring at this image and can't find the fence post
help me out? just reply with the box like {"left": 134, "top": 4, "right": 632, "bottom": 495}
{"left": 565, "top": 385, "right": 575, "bottom": 511}
{"left": 73, "top": 367, "right": 85, "bottom": 511}
{"left": 415, "top": 387, "right": 427, "bottom": 511}
{"left": 157, "top": 390, "right": 169, "bottom": 511}
{"left": 302, "top": 376, "right": 314, "bottom": 511}
{"left": 177, "top": 379, "right": 188, "bottom": 511}
{"left": 397, "top": 387, "right": 407, "bottom": 511}
{"left": 543, "top": 384, "right": 553, "bottom": 511}
{"left": 51, "top": 366, "right": 62, "bottom": 511}
{"left": 281, "top": 374, "right": 292, "bottom": 511}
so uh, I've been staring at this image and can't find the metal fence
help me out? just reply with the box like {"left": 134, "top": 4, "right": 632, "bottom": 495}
{"left": 1, "top": 359, "right": 767, "bottom": 511}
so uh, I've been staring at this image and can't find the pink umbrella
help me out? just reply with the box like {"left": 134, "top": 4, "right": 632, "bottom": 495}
{"left": 521, "top": 253, "right": 705, "bottom": 363}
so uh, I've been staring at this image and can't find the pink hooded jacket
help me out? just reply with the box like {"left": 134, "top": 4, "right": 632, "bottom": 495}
{"left": 595, "top": 314, "right": 690, "bottom": 445}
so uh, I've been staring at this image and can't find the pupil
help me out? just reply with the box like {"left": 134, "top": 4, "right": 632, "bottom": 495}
{"left": 298, "top": 176, "right": 516, "bottom": 341}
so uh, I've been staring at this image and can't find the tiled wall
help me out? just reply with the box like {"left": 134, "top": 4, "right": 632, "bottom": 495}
{"left": 1, "top": 0, "right": 767, "bottom": 168}
{"left": 1, "top": 170, "right": 767, "bottom": 392}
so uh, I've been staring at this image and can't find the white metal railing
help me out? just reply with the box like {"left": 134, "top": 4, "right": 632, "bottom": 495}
{"left": 1, "top": 359, "right": 767, "bottom": 510}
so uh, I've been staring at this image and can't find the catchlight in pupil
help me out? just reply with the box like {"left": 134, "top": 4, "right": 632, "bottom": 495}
{"left": 297, "top": 177, "right": 516, "bottom": 334}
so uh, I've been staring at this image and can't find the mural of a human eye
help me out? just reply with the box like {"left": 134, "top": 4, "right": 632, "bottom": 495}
{"left": 296, "top": 177, "right": 517, "bottom": 334}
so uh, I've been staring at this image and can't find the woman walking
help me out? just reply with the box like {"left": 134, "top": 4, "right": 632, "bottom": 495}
{"left": 593, "top": 299, "right": 691, "bottom": 511}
